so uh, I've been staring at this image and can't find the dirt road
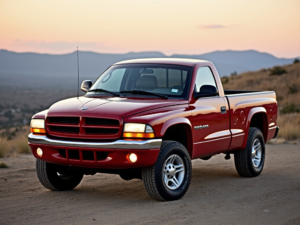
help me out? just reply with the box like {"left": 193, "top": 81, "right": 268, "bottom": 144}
{"left": 1, "top": 143, "right": 300, "bottom": 225}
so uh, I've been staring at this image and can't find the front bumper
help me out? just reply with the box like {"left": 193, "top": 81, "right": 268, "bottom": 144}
{"left": 28, "top": 133, "right": 162, "bottom": 169}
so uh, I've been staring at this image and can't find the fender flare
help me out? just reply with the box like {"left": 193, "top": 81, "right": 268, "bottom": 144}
{"left": 241, "top": 107, "right": 268, "bottom": 149}
{"left": 160, "top": 118, "right": 194, "bottom": 156}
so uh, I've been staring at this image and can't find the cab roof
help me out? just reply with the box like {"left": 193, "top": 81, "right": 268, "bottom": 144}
{"left": 114, "top": 58, "right": 209, "bottom": 67}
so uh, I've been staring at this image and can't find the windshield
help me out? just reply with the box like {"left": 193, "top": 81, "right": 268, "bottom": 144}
{"left": 87, "top": 64, "right": 193, "bottom": 99}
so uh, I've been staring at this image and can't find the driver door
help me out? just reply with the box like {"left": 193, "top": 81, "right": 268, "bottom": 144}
{"left": 189, "top": 66, "right": 230, "bottom": 158}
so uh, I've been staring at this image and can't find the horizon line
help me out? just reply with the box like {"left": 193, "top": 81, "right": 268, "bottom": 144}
{"left": 1, "top": 48, "right": 299, "bottom": 59}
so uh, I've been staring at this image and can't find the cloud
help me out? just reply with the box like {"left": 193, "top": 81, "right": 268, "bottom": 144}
{"left": 200, "top": 24, "right": 239, "bottom": 29}
{"left": 201, "top": 25, "right": 226, "bottom": 29}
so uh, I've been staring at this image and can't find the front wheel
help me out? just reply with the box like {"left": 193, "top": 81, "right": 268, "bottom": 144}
{"left": 142, "top": 141, "right": 192, "bottom": 201}
{"left": 36, "top": 159, "right": 83, "bottom": 191}
{"left": 234, "top": 127, "right": 265, "bottom": 177}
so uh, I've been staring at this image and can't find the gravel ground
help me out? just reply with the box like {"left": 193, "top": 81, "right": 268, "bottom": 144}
{"left": 0, "top": 143, "right": 300, "bottom": 225}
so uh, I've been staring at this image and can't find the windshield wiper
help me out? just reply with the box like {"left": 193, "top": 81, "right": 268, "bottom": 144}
{"left": 120, "top": 90, "right": 168, "bottom": 99}
{"left": 88, "top": 89, "right": 120, "bottom": 97}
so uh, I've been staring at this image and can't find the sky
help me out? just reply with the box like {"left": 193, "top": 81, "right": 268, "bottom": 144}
{"left": 1, "top": 0, "right": 299, "bottom": 58}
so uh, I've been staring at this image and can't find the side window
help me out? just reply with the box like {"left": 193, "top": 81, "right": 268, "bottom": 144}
{"left": 195, "top": 67, "right": 217, "bottom": 93}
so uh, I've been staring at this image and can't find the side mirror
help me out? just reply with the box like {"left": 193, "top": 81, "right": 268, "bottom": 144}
{"left": 194, "top": 85, "right": 218, "bottom": 99}
{"left": 81, "top": 80, "right": 93, "bottom": 92}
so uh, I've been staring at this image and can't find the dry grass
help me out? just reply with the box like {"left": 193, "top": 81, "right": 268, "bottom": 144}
{"left": 0, "top": 126, "right": 31, "bottom": 156}
{"left": 0, "top": 136, "right": 9, "bottom": 157}
{"left": 15, "top": 134, "right": 31, "bottom": 154}
{"left": 277, "top": 114, "right": 300, "bottom": 140}
{"left": 222, "top": 63, "right": 300, "bottom": 140}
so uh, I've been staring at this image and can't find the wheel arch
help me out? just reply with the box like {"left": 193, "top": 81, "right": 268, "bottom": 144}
{"left": 242, "top": 107, "right": 268, "bottom": 149}
{"left": 160, "top": 118, "right": 193, "bottom": 157}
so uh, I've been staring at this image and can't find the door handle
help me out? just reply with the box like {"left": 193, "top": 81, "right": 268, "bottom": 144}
{"left": 221, "top": 106, "right": 226, "bottom": 114}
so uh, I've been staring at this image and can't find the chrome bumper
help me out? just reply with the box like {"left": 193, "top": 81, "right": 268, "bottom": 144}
{"left": 28, "top": 133, "right": 162, "bottom": 150}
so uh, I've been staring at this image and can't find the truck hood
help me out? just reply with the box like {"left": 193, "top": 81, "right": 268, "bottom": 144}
{"left": 47, "top": 96, "right": 187, "bottom": 118}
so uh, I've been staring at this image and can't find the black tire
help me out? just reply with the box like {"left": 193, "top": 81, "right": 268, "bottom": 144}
{"left": 36, "top": 159, "right": 83, "bottom": 191}
{"left": 142, "top": 141, "right": 192, "bottom": 201}
{"left": 234, "top": 127, "right": 265, "bottom": 177}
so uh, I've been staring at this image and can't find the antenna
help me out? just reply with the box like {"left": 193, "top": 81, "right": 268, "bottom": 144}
{"left": 76, "top": 47, "right": 80, "bottom": 99}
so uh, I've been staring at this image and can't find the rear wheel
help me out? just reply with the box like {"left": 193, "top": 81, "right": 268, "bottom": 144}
{"left": 142, "top": 141, "right": 192, "bottom": 201}
{"left": 36, "top": 159, "right": 83, "bottom": 191}
{"left": 234, "top": 127, "right": 265, "bottom": 177}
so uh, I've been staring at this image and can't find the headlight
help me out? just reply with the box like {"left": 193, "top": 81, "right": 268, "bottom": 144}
{"left": 123, "top": 123, "right": 155, "bottom": 138}
{"left": 30, "top": 119, "right": 46, "bottom": 134}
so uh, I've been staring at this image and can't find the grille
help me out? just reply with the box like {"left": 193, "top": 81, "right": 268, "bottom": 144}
{"left": 57, "top": 149, "right": 108, "bottom": 161}
{"left": 46, "top": 116, "right": 121, "bottom": 139}
{"left": 85, "top": 128, "right": 119, "bottom": 134}
{"left": 49, "top": 117, "right": 79, "bottom": 124}
{"left": 69, "top": 150, "right": 80, "bottom": 159}
{"left": 49, "top": 126, "right": 80, "bottom": 133}
{"left": 86, "top": 118, "right": 119, "bottom": 126}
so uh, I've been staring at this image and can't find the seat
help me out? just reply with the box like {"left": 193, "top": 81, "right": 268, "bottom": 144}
{"left": 135, "top": 75, "right": 158, "bottom": 90}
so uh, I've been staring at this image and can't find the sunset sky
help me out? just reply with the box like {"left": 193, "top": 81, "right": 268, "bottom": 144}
{"left": 1, "top": 0, "right": 299, "bottom": 58}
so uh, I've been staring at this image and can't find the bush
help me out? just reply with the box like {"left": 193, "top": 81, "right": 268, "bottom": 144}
{"left": 269, "top": 66, "right": 287, "bottom": 76}
{"left": 230, "top": 71, "right": 237, "bottom": 76}
{"left": 260, "top": 68, "right": 268, "bottom": 72}
{"left": 0, "top": 136, "right": 9, "bottom": 158}
{"left": 280, "top": 103, "right": 300, "bottom": 114}
{"left": 221, "top": 76, "right": 229, "bottom": 84}
{"left": 287, "top": 84, "right": 298, "bottom": 94}
{"left": 294, "top": 58, "right": 300, "bottom": 64}
{"left": 0, "top": 162, "right": 8, "bottom": 168}
{"left": 16, "top": 135, "right": 31, "bottom": 154}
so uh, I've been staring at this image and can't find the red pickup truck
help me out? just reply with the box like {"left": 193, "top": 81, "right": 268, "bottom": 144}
{"left": 28, "top": 58, "right": 279, "bottom": 201}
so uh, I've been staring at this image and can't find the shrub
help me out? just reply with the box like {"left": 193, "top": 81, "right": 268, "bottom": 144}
{"left": 269, "top": 66, "right": 287, "bottom": 76}
{"left": 16, "top": 135, "right": 31, "bottom": 154}
{"left": 247, "top": 79, "right": 254, "bottom": 85}
{"left": 0, "top": 136, "right": 9, "bottom": 158}
{"left": 221, "top": 76, "right": 229, "bottom": 84}
{"left": 230, "top": 71, "right": 237, "bottom": 76}
{"left": 0, "top": 162, "right": 8, "bottom": 168}
{"left": 294, "top": 58, "right": 300, "bottom": 64}
{"left": 280, "top": 103, "right": 300, "bottom": 114}
{"left": 287, "top": 84, "right": 298, "bottom": 94}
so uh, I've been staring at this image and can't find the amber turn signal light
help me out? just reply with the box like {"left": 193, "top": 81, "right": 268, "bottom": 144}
{"left": 123, "top": 132, "right": 155, "bottom": 138}
{"left": 30, "top": 128, "right": 46, "bottom": 134}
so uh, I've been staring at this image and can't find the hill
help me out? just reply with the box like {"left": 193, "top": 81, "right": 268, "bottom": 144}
{"left": 222, "top": 62, "right": 300, "bottom": 140}
{"left": 0, "top": 49, "right": 298, "bottom": 79}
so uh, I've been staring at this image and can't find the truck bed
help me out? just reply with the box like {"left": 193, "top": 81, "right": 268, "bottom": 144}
{"left": 224, "top": 90, "right": 277, "bottom": 151}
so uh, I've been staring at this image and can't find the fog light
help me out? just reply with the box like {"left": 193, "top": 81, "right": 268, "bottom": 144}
{"left": 37, "top": 148, "right": 43, "bottom": 157}
{"left": 127, "top": 153, "right": 137, "bottom": 163}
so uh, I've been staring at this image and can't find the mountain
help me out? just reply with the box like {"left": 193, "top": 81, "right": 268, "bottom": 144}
{"left": 0, "top": 49, "right": 298, "bottom": 80}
